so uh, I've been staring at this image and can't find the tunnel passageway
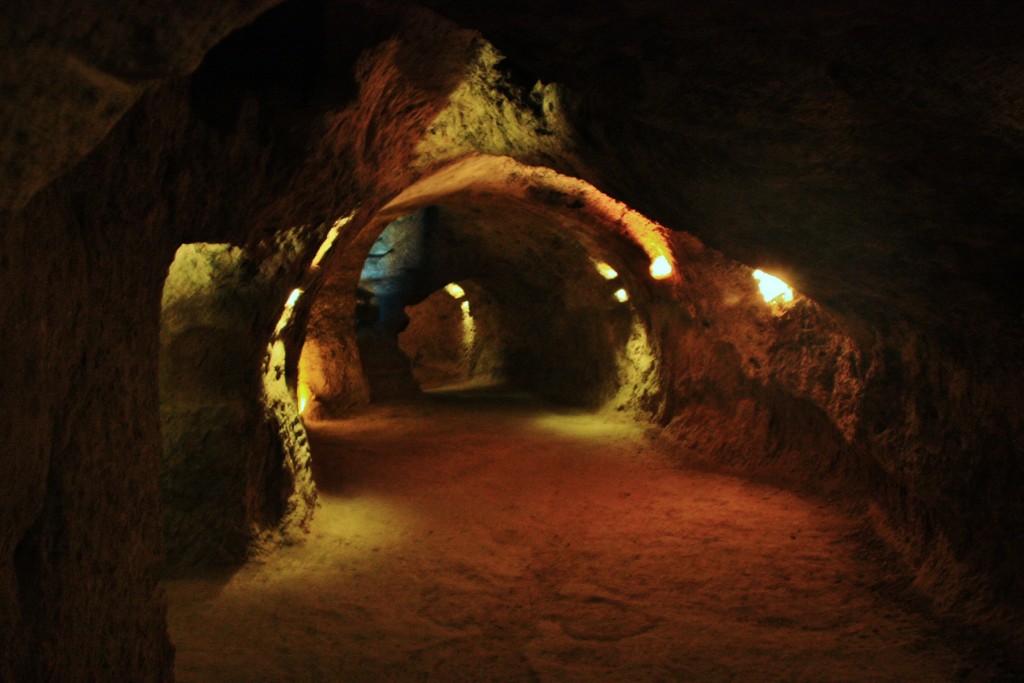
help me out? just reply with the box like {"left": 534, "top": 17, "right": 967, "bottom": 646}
{"left": 164, "top": 390, "right": 966, "bottom": 681}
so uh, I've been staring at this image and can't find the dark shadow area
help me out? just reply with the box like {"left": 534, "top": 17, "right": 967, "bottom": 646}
{"left": 190, "top": 0, "right": 394, "bottom": 134}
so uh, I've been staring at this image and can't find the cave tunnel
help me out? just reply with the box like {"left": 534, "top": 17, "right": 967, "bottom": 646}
{"left": 3, "top": 0, "right": 1024, "bottom": 680}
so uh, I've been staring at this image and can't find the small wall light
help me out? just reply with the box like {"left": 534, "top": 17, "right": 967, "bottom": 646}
{"left": 752, "top": 269, "right": 794, "bottom": 305}
{"left": 649, "top": 254, "right": 673, "bottom": 279}
{"left": 311, "top": 226, "right": 340, "bottom": 268}
{"left": 445, "top": 283, "right": 466, "bottom": 299}
{"left": 311, "top": 212, "right": 355, "bottom": 268}
{"left": 613, "top": 288, "right": 630, "bottom": 303}
{"left": 595, "top": 261, "right": 619, "bottom": 280}
{"left": 275, "top": 289, "right": 304, "bottom": 335}
{"left": 297, "top": 383, "right": 312, "bottom": 414}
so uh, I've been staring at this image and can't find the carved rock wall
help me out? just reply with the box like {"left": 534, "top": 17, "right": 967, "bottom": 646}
{"left": 3, "top": 2, "right": 1024, "bottom": 678}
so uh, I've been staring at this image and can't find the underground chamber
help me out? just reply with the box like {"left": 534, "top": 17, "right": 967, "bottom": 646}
{"left": 7, "top": 2, "right": 1024, "bottom": 678}
{"left": 156, "top": 157, "right": 864, "bottom": 581}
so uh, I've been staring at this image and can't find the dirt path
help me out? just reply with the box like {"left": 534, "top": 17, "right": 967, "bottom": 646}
{"left": 165, "top": 392, "right": 964, "bottom": 681}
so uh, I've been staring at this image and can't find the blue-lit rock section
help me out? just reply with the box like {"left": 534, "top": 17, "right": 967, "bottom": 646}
{"left": 356, "top": 210, "right": 430, "bottom": 399}
{"left": 357, "top": 209, "right": 429, "bottom": 332}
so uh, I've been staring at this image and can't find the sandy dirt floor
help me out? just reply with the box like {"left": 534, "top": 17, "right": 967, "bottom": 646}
{"left": 165, "top": 390, "right": 969, "bottom": 681}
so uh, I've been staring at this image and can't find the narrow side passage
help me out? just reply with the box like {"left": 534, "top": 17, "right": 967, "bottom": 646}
{"left": 165, "top": 393, "right": 963, "bottom": 681}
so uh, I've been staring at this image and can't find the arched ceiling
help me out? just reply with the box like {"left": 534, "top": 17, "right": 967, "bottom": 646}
{"left": 415, "top": 0, "right": 1024, "bottom": 335}
{"left": 6, "top": 0, "right": 1023, "bottom": 343}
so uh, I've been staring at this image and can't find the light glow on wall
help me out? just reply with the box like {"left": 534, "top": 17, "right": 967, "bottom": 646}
{"left": 649, "top": 254, "right": 673, "bottom": 279}
{"left": 460, "top": 298, "right": 476, "bottom": 351}
{"left": 595, "top": 261, "right": 619, "bottom": 280}
{"left": 311, "top": 212, "right": 355, "bottom": 268}
{"left": 310, "top": 229, "right": 338, "bottom": 268}
{"left": 311, "top": 227, "right": 339, "bottom": 268}
{"left": 752, "top": 269, "right": 794, "bottom": 305}
{"left": 380, "top": 156, "right": 680, "bottom": 287}
{"left": 445, "top": 283, "right": 466, "bottom": 299}
{"left": 274, "top": 289, "right": 304, "bottom": 335}
{"left": 614, "top": 288, "right": 630, "bottom": 303}
{"left": 297, "top": 382, "right": 312, "bottom": 414}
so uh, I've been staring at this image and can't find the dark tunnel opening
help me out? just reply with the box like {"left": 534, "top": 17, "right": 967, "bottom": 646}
{"left": 344, "top": 204, "right": 652, "bottom": 409}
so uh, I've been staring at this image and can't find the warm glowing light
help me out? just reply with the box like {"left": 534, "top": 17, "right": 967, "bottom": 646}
{"left": 649, "top": 254, "right": 673, "bottom": 279}
{"left": 445, "top": 283, "right": 466, "bottom": 299}
{"left": 274, "top": 289, "right": 304, "bottom": 335}
{"left": 379, "top": 156, "right": 677, "bottom": 288}
{"left": 312, "top": 228, "right": 340, "bottom": 268}
{"left": 532, "top": 412, "right": 646, "bottom": 439}
{"left": 460, "top": 298, "right": 476, "bottom": 349}
{"left": 595, "top": 261, "right": 618, "bottom": 280}
{"left": 311, "top": 212, "right": 354, "bottom": 268}
{"left": 752, "top": 269, "right": 795, "bottom": 305}
{"left": 297, "top": 383, "right": 312, "bottom": 414}
{"left": 613, "top": 288, "right": 629, "bottom": 303}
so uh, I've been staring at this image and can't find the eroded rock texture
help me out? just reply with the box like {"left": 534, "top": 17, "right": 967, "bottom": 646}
{"left": 0, "top": 0, "right": 282, "bottom": 211}
{"left": 2, "top": 0, "right": 1023, "bottom": 679}
{"left": 160, "top": 234, "right": 319, "bottom": 572}
{"left": 400, "top": 280, "right": 504, "bottom": 389}
{"left": 418, "top": 0, "right": 1024, "bottom": 645}
{"left": 1, "top": 4, "right": 478, "bottom": 679}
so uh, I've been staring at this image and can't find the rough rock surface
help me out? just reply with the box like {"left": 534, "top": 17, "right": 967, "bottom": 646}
{"left": 399, "top": 280, "right": 504, "bottom": 389}
{"left": 165, "top": 397, "right": 978, "bottom": 681}
{"left": 160, "top": 235, "right": 319, "bottom": 572}
{"left": 417, "top": 0, "right": 1024, "bottom": 645}
{"left": 0, "top": 0, "right": 282, "bottom": 210}
{"left": 2, "top": 1, "right": 1024, "bottom": 679}
{"left": 1, "top": 5, "right": 479, "bottom": 679}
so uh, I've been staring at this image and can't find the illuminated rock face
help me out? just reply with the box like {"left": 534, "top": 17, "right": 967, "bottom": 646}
{"left": 159, "top": 241, "right": 317, "bottom": 572}
{"left": 160, "top": 244, "right": 257, "bottom": 568}
{"left": 0, "top": 6, "right": 472, "bottom": 678}
{"left": 358, "top": 211, "right": 430, "bottom": 331}
{"left": 355, "top": 212, "right": 428, "bottom": 399}
{"left": 2, "top": 1, "right": 1024, "bottom": 679}
{"left": 399, "top": 281, "right": 504, "bottom": 390}
{"left": 413, "top": 0, "right": 1024, "bottom": 646}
